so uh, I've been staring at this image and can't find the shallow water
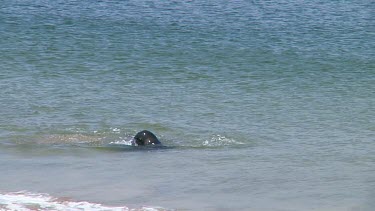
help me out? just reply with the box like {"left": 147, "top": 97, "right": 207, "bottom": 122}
{"left": 0, "top": 0, "right": 374, "bottom": 210}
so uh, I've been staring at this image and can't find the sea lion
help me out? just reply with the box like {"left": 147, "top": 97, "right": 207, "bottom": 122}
{"left": 132, "top": 130, "right": 161, "bottom": 146}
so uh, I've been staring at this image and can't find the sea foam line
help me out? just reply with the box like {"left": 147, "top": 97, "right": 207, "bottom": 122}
{"left": 0, "top": 191, "right": 167, "bottom": 211}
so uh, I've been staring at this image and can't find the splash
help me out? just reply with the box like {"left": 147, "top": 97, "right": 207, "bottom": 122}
{"left": 0, "top": 192, "right": 169, "bottom": 211}
{"left": 202, "top": 135, "right": 244, "bottom": 147}
{"left": 109, "top": 139, "right": 134, "bottom": 146}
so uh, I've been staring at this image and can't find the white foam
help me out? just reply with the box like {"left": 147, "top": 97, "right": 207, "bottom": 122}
{"left": 0, "top": 192, "right": 167, "bottom": 211}
{"left": 111, "top": 128, "right": 121, "bottom": 133}
{"left": 202, "top": 135, "right": 244, "bottom": 147}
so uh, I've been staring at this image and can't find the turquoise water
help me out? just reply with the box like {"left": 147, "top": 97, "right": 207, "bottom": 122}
{"left": 0, "top": 0, "right": 374, "bottom": 210}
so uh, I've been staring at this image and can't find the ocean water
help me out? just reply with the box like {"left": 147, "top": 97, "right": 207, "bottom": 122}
{"left": 0, "top": 0, "right": 374, "bottom": 210}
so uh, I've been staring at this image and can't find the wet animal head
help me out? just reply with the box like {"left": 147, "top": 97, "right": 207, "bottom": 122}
{"left": 133, "top": 130, "right": 161, "bottom": 146}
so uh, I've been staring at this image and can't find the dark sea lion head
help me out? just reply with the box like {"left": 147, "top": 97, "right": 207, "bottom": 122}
{"left": 133, "top": 130, "right": 161, "bottom": 146}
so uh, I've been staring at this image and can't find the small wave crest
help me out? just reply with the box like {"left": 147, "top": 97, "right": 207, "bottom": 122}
{"left": 4, "top": 126, "right": 246, "bottom": 151}
{"left": 0, "top": 191, "right": 169, "bottom": 211}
